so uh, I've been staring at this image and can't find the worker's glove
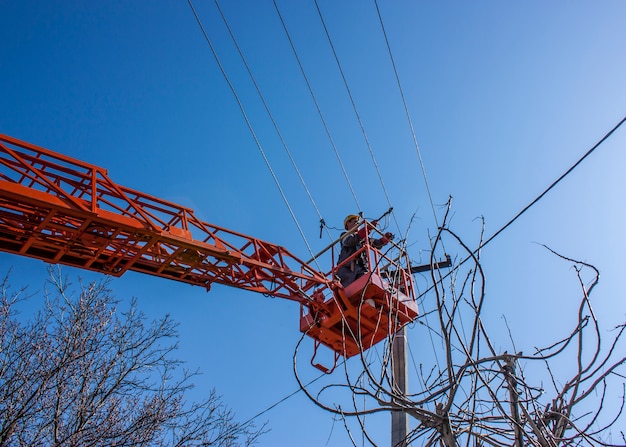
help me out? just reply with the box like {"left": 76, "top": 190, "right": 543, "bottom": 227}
{"left": 381, "top": 232, "right": 394, "bottom": 244}
{"left": 357, "top": 226, "right": 367, "bottom": 239}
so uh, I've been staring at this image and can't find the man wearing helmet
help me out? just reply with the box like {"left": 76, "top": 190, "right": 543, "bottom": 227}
{"left": 336, "top": 214, "right": 394, "bottom": 286}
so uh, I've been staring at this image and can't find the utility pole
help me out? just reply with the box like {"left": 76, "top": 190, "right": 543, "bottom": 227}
{"left": 391, "top": 327, "right": 409, "bottom": 447}
{"left": 390, "top": 256, "right": 450, "bottom": 446}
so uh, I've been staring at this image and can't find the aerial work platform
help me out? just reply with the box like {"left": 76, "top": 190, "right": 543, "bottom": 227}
{"left": 0, "top": 133, "right": 425, "bottom": 373}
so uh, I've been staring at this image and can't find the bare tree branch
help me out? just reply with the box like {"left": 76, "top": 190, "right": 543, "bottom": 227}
{"left": 294, "top": 206, "right": 626, "bottom": 446}
{"left": 0, "top": 268, "right": 262, "bottom": 447}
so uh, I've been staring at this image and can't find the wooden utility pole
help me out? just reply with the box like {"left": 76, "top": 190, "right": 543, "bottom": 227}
{"left": 390, "top": 258, "right": 451, "bottom": 446}
{"left": 391, "top": 327, "right": 409, "bottom": 447}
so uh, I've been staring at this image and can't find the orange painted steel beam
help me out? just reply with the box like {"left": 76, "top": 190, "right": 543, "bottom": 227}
{"left": 0, "top": 134, "right": 328, "bottom": 301}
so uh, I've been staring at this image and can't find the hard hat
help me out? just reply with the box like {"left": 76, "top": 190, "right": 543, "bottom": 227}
{"left": 344, "top": 214, "right": 359, "bottom": 229}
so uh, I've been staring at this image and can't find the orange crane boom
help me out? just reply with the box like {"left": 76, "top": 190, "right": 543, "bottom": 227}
{"left": 0, "top": 134, "right": 418, "bottom": 372}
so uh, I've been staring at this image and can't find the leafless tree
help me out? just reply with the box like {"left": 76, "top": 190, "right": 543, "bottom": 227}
{"left": 0, "top": 267, "right": 262, "bottom": 447}
{"left": 294, "top": 206, "right": 626, "bottom": 447}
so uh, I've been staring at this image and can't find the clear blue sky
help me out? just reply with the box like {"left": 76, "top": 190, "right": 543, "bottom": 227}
{"left": 2, "top": 1, "right": 626, "bottom": 445}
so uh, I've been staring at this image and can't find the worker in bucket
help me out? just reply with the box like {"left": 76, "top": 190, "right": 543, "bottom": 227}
{"left": 336, "top": 214, "right": 394, "bottom": 286}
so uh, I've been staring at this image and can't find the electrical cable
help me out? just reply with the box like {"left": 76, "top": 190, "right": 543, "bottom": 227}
{"left": 187, "top": 0, "right": 322, "bottom": 268}
{"left": 312, "top": 0, "right": 401, "bottom": 234}
{"left": 417, "top": 114, "right": 626, "bottom": 300}
{"left": 479, "top": 114, "right": 626, "bottom": 252}
{"left": 373, "top": 0, "right": 440, "bottom": 234}
{"left": 237, "top": 371, "right": 330, "bottom": 428}
{"left": 373, "top": 0, "right": 450, "bottom": 380}
{"left": 271, "top": 0, "right": 362, "bottom": 213}
{"left": 213, "top": 0, "right": 334, "bottom": 244}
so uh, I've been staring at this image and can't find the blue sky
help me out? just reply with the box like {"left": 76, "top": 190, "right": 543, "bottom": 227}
{"left": 2, "top": 1, "right": 626, "bottom": 445}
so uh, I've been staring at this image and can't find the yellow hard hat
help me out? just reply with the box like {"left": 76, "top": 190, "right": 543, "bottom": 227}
{"left": 344, "top": 214, "right": 359, "bottom": 229}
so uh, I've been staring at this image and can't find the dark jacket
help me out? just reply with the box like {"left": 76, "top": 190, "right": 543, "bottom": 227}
{"left": 336, "top": 231, "right": 386, "bottom": 286}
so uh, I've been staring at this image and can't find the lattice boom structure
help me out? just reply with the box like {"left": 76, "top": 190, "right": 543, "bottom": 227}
{"left": 0, "top": 134, "right": 418, "bottom": 371}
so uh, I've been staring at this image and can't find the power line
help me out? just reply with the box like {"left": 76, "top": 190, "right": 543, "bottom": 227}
{"left": 313, "top": 0, "right": 398, "bottom": 231}
{"left": 211, "top": 0, "right": 335, "bottom": 254}
{"left": 479, "top": 114, "right": 626, "bottom": 252}
{"left": 187, "top": 0, "right": 321, "bottom": 265}
{"left": 418, "top": 114, "right": 626, "bottom": 299}
{"left": 373, "top": 1, "right": 449, "bottom": 378}
{"left": 238, "top": 370, "right": 330, "bottom": 427}
{"left": 271, "top": 0, "right": 362, "bottom": 213}
{"left": 374, "top": 0, "right": 440, "bottom": 232}
{"left": 240, "top": 351, "right": 377, "bottom": 428}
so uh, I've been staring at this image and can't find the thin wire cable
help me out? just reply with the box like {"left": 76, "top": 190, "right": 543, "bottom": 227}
{"left": 479, "top": 114, "right": 626, "bottom": 252}
{"left": 187, "top": 0, "right": 320, "bottom": 265}
{"left": 418, "top": 114, "right": 626, "bottom": 299}
{"left": 271, "top": 0, "right": 362, "bottom": 213}
{"left": 213, "top": 0, "right": 334, "bottom": 245}
{"left": 373, "top": 0, "right": 440, "bottom": 232}
{"left": 373, "top": 0, "right": 448, "bottom": 379}
{"left": 238, "top": 371, "right": 330, "bottom": 427}
{"left": 312, "top": 0, "right": 401, "bottom": 234}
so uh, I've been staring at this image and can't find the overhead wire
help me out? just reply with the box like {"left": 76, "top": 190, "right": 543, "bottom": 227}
{"left": 417, "top": 114, "right": 626, "bottom": 300}
{"left": 187, "top": 0, "right": 323, "bottom": 269}
{"left": 312, "top": 0, "right": 401, "bottom": 234}
{"left": 478, "top": 114, "right": 626, "bottom": 252}
{"left": 369, "top": 10, "right": 626, "bottom": 390}
{"left": 212, "top": 0, "right": 335, "bottom": 244}
{"left": 271, "top": 0, "right": 362, "bottom": 214}
{"left": 373, "top": 0, "right": 440, "bottom": 234}
{"left": 237, "top": 371, "right": 330, "bottom": 429}
{"left": 305, "top": 9, "right": 432, "bottom": 375}
{"left": 372, "top": 0, "right": 447, "bottom": 378}
{"left": 190, "top": 0, "right": 376, "bottom": 420}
